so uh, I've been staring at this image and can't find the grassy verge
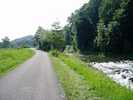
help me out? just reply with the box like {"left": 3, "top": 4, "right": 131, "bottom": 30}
{"left": 0, "top": 48, "right": 34, "bottom": 75}
{"left": 51, "top": 53, "right": 133, "bottom": 100}
{"left": 59, "top": 54, "right": 133, "bottom": 100}
{"left": 50, "top": 55, "right": 101, "bottom": 100}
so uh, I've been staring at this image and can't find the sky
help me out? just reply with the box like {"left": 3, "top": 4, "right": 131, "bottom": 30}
{"left": 0, "top": 0, "right": 88, "bottom": 40}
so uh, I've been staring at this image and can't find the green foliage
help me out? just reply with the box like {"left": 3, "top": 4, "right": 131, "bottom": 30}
{"left": 0, "top": 48, "right": 34, "bottom": 75}
{"left": 66, "top": 0, "right": 132, "bottom": 54}
{"left": 48, "top": 31, "right": 65, "bottom": 50}
{"left": 33, "top": 0, "right": 133, "bottom": 54}
{"left": 63, "top": 25, "right": 72, "bottom": 45}
{"left": 57, "top": 54, "right": 133, "bottom": 100}
{"left": 34, "top": 22, "right": 65, "bottom": 51}
{"left": 95, "top": 0, "right": 131, "bottom": 53}
{"left": 1, "top": 37, "right": 11, "bottom": 48}
{"left": 120, "top": 0, "right": 133, "bottom": 53}
{"left": 49, "top": 49, "right": 60, "bottom": 57}
{"left": 95, "top": 20, "right": 110, "bottom": 52}
{"left": 67, "top": 0, "right": 101, "bottom": 52}
{"left": 0, "top": 42, "right": 3, "bottom": 48}
{"left": 107, "top": 21, "right": 123, "bottom": 53}
{"left": 34, "top": 26, "right": 46, "bottom": 49}
{"left": 99, "top": 0, "right": 121, "bottom": 24}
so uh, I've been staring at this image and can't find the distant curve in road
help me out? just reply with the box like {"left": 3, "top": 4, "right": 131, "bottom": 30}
{"left": 0, "top": 50, "right": 65, "bottom": 100}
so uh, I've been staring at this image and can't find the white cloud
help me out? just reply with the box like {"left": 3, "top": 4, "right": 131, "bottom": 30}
{"left": 0, "top": 0, "right": 88, "bottom": 40}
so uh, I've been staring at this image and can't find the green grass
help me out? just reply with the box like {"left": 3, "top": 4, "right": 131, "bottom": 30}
{"left": 0, "top": 48, "right": 34, "bottom": 75}
{"left": 51, "top": 53, "right": 133, "bottom": 100}
{"left": 50, "top": 56, "right": 102, "bottom": 100}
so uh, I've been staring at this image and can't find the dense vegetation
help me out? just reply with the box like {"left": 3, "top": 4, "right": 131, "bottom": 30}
{"left": 0, "top": 49, "right": 34, "bottom": 75}
{"left": 65, "top": 0, "right": 133, "bottom": 54}
{"left": 35, "top": 0, "right": 133, "bottom": 54}
{"left": 0, "top": 37, "right": 11, "bottom": 48}
{"left": 34, "top": 22, "right": 65, "bottom": 51}
{"left": 50, "top": 54, "right": 133, "bottom": 100}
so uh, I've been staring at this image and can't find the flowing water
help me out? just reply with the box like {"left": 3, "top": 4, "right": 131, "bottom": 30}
{"left": 91, "top": 61, "right": 133, "bottom": 89}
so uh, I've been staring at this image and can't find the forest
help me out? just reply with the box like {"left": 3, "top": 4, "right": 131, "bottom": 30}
{"left": 34, "top": 0, "right": 133, "bottom": 54}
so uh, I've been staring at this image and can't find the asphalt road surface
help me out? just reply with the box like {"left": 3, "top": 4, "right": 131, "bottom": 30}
{"left": 0, "top": 50, "right": 65, "bottom": 100}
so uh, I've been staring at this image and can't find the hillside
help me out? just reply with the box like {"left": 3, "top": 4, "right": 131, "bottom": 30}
{"left": 12, "top": 35, "right": 34, "bottom": 48}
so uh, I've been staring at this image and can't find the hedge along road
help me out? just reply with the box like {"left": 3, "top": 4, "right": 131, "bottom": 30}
{"left": 0, "top": 50, "right": 65, "bottom": 100}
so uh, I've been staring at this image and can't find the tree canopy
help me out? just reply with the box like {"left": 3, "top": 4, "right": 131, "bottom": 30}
{"left": 34, "top": 22, "right": 65, "bottom": 51}
{"left": 34, "top": 0, "right": 133, "bottom": 54}
{"left": 64, "top": 0, "right": 133, "bottom": 54}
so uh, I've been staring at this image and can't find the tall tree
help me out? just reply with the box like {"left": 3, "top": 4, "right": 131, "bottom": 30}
{"left": 34, "top": 26, "right": 46, "bottom": 49}
{"left": 50, "top": 22, "right": 65, "bottom": 50}
{"left": 120, "top": 0, "right": 133, "bottom": 52}
{"left": 2, "top": 36, "right": 11, "bottom": 48}
{"left": 63, "top": 25, "right": 72, "bottom": 45}
{"left": 34, "top": 22, "right": 65, "bottom": 51}
{"left": 68, "top": 0, "right": 101, "bottom": 52}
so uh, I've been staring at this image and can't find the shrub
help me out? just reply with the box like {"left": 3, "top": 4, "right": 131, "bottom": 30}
{"left": 49, "top": 49, "right": 60, "bottom": 57}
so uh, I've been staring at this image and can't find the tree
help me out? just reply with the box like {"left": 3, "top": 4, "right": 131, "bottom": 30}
{"left": 50, "top": 22, "right": 65, "bottom": 50}
{"left": 107, "top": 21, "right": 123, "bottom": 53}
{"left": 95, "top": 20, "right": 110, "bottom": 52}
{"left": 34, "top": 23, "right": 65, "bottom": 51}
{"left": 1, "top": 36, "right": 11, "bottom": 48}
{"left": 67, "top": 0, "right": 101, "bottom": 52}
{"left": 0, "top": 42, "right": 2, "bottom": 48}
{"left": 63, "top": 25, "right": 72, "bottom": 45}
{"left": 34, "top": 26, "right": 46, "bottom": 49}
{"left": 120, "top": 0, "right": 133, "bottom": 52}
{"left": 35, "top": 0, "right": 133, "bottom": 54}
{"left": 95, "top": 0, "right": 131, "bottom": 53}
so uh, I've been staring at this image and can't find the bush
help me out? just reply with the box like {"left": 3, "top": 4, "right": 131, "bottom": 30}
{"left": 49, "top": 49, "right": 60, "bottom": 57}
